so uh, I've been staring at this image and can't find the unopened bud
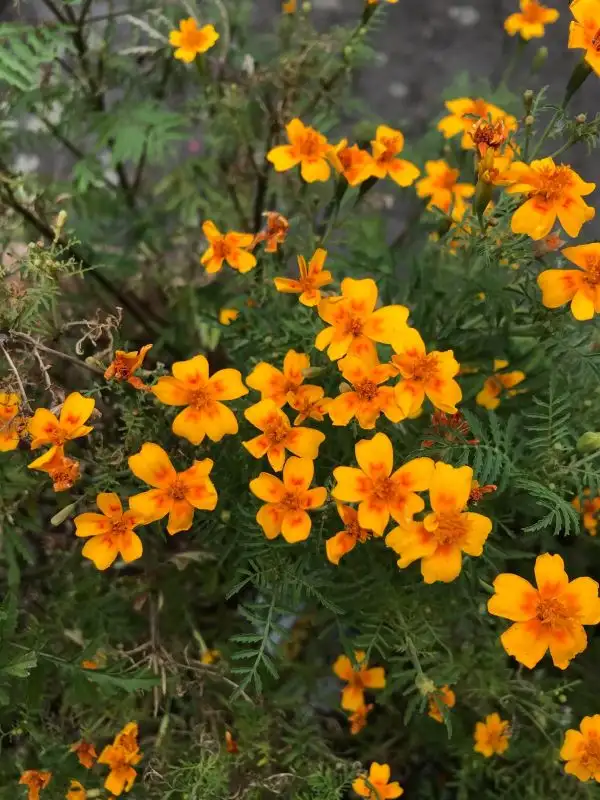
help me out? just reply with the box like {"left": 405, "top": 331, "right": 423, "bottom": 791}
{"left": 532, "top": 46, "right": 548, "bottom": 72}
{"left": 343, "top": 46, "right": 353, "bottom": 59}
{"left": 576, "top": 431, "right": 600, "bottom": 454}
{"left": 525, "top": 114, "right": 535, "bottom": 127}
{"left": 523, "top": 89, "right": 534, "bottom": 112}
{"left": 575, "top": 113, "right": 587, "bottom": 124}
{"left": 302, "top": 366, "right": 325, "bottom": 379}
{"left": 53, "top": 209, "right": 67, "bottom": 242}
{"left": 301, "top": 1, "right": 311, "bottom": 11}
{"left": 415, "top": 674, "right": 436, "bottom": 696}
{"left": 558, "top": 693, "right": 567, "bottom": 703}
{"left": 339, "top": 381, "right": 352, "bottom": 394}
{"left": 473, "top": 178, "right": 493, "bottom": 221}
{"left": 220, "top": 510, "right": 231, "bottom": 523}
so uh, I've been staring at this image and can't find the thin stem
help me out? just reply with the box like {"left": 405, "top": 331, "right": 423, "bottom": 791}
{"left": 0, "top": 341, "right": 32, "bottom": 412}
{"left": 530, "top": 108, "right": 562, "bottom": 161}
{"left": 9, "top": 332, "right": 104, "bottom": 377}
{"left": 547, "top": 139, "right": 576, "bottom": 160}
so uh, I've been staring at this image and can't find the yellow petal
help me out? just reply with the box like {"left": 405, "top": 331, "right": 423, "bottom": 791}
{"left": 128, "top": 442, "right": 176, "bottom": 488}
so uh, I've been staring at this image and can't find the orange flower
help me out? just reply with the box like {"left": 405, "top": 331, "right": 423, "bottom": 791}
{"left": 328, "top": 356, "right": 402, "bottom": 429}
{"left": 200, "top": 220, "right": 256, "bottom": 274}
{"left": 253, "top": 211, "right": 289, "bottom": 253}
{"left": 153, "top": 354, "right": 247, "bottom": 445}
{"left": 288, "top": 385, "right": 331, "bottom": 425}
{"left": 428, "top": 685, "right": 456, "bottom": 723}
{"left": 391, "top": 328, "right": 461, "bottom": 416}
{"left": 0, "top": 391, "right": 22, "bottom": 451}
{"left": 18, "top": 770, "right": 52, "bottom": 800}
{"left": 561, "top": 715, "right": 600, "bottom": 782}
{"left": 98, "top": 721, "right": 142, "bottom": 797}
{"left": 416, "top": 160, "right": 474, "bottom": 220}
{"left": 573, "top": 489, "right": 600, "bottom": 535}
{"left": 282, "top": 0, "right": 297, "bottom": 13}
{"left": 28, "top": 445, "right": 80, "bottom": 492}
{"left": 329, "top": 140, "right": 375, "bottom": 186}
{"left": 66, "top": 780, "right": 87, "bottom": 800}
{"left": 246, "top": 350, "right": 311, "bottom": 407}
{"left": 469, "top": 118, "right": 509, "bottom": 157}
{"left": 504, "top": 158, "right": 595, "bottom": 240}
{"left": 533, "top": 231, "right": 565, "bottom": 256}
{"left": 219, "top": 308, "right": 239, "bottom": 325}
{"left": 326, "top": 503, "right": 372, "bottom": 565}
{"left": 128, "top": 443, "right": 217, "bottom": 535}
{"left": 316, "top": 277, "right": 409, "bottom": 364}
{"left": 74, "top": 493, "right": 144, "bottom": 570}
{"left": 267, "top": 119, "right": 331, "bottom": 183}
{"left": 352, "top": 762, "right": 403, "bottom": 799}
{"left": 225, "top": 730, "right": 238, "bottom": 754}
{"left": 28, "top": 392, "right": 94, "bottom": 453}
{"left": 505, "top": 0, "right": 559, "bottom": 39}
{"left": 370, "top": 125, "right": 420, "bottom": 187}
{"left": 438, "top": 98, "right": 518, "bottom": 150}
{"left": 348, "top": 702, "right": 374, "bottom": 735}
{"left": 473, "top": 713, "right": 510, "bottom": 757}
{"left": 249, "top": 456, "right": 326, "bottom": 542}
{"left": 273, "top": 248, "right": 333, "bottom": 307}
{"left": 386, "top": 463, "right": 493, "bottom": 583}
{"left": 476, "top": 359, "right": 525, "bottom": 410}
{"left": 104, "top": 344, "right": 152, "bottom": 390}
{"left": 243, "top": 400, "right": 325, "bottom": 471}
{"left": 569, "top": 0, "right": 600, "bottom": 76}
{"left": 169, "top": 17, "right": 219, "bottom": 62}
{"left": 332, "top": 432, "right": 434, "bottom": 535}
{"left": 488, "top": 553, "right": 600, "bottom": 669}
{"left": 538, "top": 242, "right": 600, "bottom": 321}
{"left": 71, "top": 740, "right": 98, "bottom": 769}
{"left": 200, "top": 648, "right": 221, "bottom": 664}
{"left": 332, "top": 650, "right": 385, "bottom": 711}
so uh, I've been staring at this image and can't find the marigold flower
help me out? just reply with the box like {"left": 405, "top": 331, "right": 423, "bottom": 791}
{"left": 390, "top": 328, "right": 461, "bottom": 416}
{"left": 428, "top": 685, "right": 456, "bottom": 723}
{"left": 352, "top": 762, "right": 403, "bottom": 799}
{"left": 469, "top": 118, "right": 509, "bottom": 157}
{"left": 438, "top": 98, "right": 518, "bottom": 150}
{"left": 267, "top": 119, "right": 331, "bottom": 183}
{"left": 333, "top": 650, "right": 385, "bottom": 711}
{"left": 504, "top": 158, "right": 595, "bottom": 240}
{"left": 28, "top": 444, "right": 80, "bottom": 492}
{"left": 348, "top": 702, "right": 374, "bottom": 735}
{"left": 332, "top": 432, "right": 434, "bottom": 535}
{"left": 71, "top": 740, "right": 97, "bottom": 769}
{"left": 98, "top": 721, "right": 142, "bottom": 797}
{"left": 282, "top": 0, "right": 297, "bottom": 13}
{"left": 169, "top": 17, "right": 219, "bottom": 62}
{"left": 367, "top": 0, "right": 399, "bottom": 4}
{"left": 473, "top": 713, "right": 510, "bottom": 757}
{"left": 153, "top": 354, "right": 247, "bottom": 445}
{"left": 386, "top": 463, "right": 493, "bottom": 583}
{"left": 225, "top": 730, "right": 238, "bottom": 754}
{"left": 74, "top": 493, "right": 144, "bottom": 570}
{"left": 533, "top": 230, "right": 565, "bottom": 256}
{"left": 573, "top": 489, "right": 600, "bottom": 535}
{"left": 476, "top": 359, "right": 525, "bottom": 410}
{"left": 328, "top": 356, "right": 402, "bottom": 429}
{"left": 246, "top": 349, "right": 311, "bottom": 407}
{"left": 469, "top": 480, "right": 497, "bottom": 504}
{"left": 488, "top": 552, "right": 600, "bottom": 669}
{"left": 18, "top": 770, "right": 52, "bottom": 800}
{"left": 288, "top": 385, "right": 331, "bottom": 425}
{"left": 537, "top": 242, "right": 600, "bottom": 321}
{"left": 29, "top": 392, "right": 94, "bottom": 453}
{"left": 370, "top": 125, "right": 420, "bottom": 187}
{"left": 66, "top": 779, "right": 87, "bottom": 800}
{"left": 329, "top": 140, "right": 376, "bottom": 186}
{"left": 128, "top": 443, "right": 217, "bottom": 535}
{"left": 253, "top": 211, "right": 289, "bottom": 253}
{"left": 326, "top": 503, "right": 373, "bottom": 565}
{"left": 561, "top": 714, "right": 600, "bottom": 782}
{"left": 416, "top": 160, "right": 475, "bottom": 220}
{"left": 243, "top": 399, "right": 325, "bottom": 472}
{"left": 569, "top": 0, "right": 600, "bottom": 76}
{"left": 249, "top": 456, "right": 326, "bottom": 542}
{"left": 200, "top": 648, "right": 221, "bottom": 664}
{"left": 505, "top": 0, "right": 559, "bottom": 38}
{"left": 0, "top": 391, "right": 23, "bottom": 451}
{"left": 218, "top": 308, "right": 239, "bottom": 325}
{"left": 274, "top": 248, "right": 333, "bottom": 307}
{"left": 200, "top": 220, "right": 256, "bottom": 274}
{"left": 316, "top": 277, "right": 409, "bottom": 364}
{"left": 104, "top": 344, "right": 152, "bottom": 390}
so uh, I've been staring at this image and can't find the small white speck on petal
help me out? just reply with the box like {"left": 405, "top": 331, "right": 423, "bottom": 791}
{"left": 447, "top": 6, "right": 480, "bottom": 26}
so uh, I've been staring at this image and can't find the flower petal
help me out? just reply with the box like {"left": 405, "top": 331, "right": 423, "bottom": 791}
{"left": 488, "top": 573, "right": 538, "bottom": 621}
{"left": 249, "top": 473, "right": 286, "bottom": 502}
{"left": 128, "top": 443, "right": 176, "bottom": 488}
{"left": 429, "top": 462, "right": 472, "bottom": 513}
{"left": 355, "top": 432, "right": 393, "bottom": 479}
{"left": 281, "top": 509, "right": 312, "bottom": 542}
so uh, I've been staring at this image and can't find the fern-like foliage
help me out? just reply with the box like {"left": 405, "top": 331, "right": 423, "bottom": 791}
{"left": 0, "top": 24, "right": 71, "bottom": 91}
{"left": 513, "top": 477, "right": 581, "bottom": 536}
{"left": 455, "top": 410, "right": 521, "bottom": 489}
{"left": 523, "top": 383, "right": 572, "bottom": 453}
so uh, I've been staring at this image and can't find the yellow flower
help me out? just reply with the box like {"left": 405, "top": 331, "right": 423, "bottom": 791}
{"left": 438, "top": 98, "right": 518, "bottom": 150}
{"left": 332, "top": 432, "right": 433, "bottom": 535}
{"left": 18, "top": 770, "right": 52, "bottom": 800}
{"left": 0, "top": 391, "right": 22, "bottom": 451}
{"left": 352, "top": 762, "right": 403, "bottom": 799}
{"left": 428, "top": 685, "right": 456, "bottom": 723}
{"left": 243, "top": 399, "right": 325, "bottom": 472}
{"left": 328, "top": 356, "right": 402, "bottom": 429}
{"left": 573, "top": 489, "right": 600, "bottom": 535}
{"left": 104, "top": 344, "right": 152, "bottom": 390}
{"left": 74, "top": 493, "right": 144, "bottom": 571}
{"left": 326, "top": 503, "right": 372, "bottom": 565}
{"left": 329, "top": 139, "right": 376, "bottom": 186}
{"left": 128, "top": 443, "right": 217, "bottom": 535}
{"left": 66, "top": 780, "right": 87, "bottom": 800}
{"left": 505, "top": 0, "right": 559, "bottom": 38}
{"left": 246, "top": 349, "right": 311, "bottom": 407}
{"left": 29, "top": 391, "right": 95, "bottom": 452}
{"left": 249, "top": 456, "right": 327, "bottom": 542}
{"left": 488, "top": 553, "right": 600, "bottom": 669}
{"left": 476, "top": 359, "right": 525, "bottom": 410}
{"left": 219, "top": 308, "right": 239, "bottom": 325}
{"left": 370, "top": 125, "right": 420, "bottom": 187}
{"left": 282, "top": 0, "right": 297, "bottom": 12}
{"left": 538, "top": 242, "right": 600, "bottom": 320}
{"left": 200, "top": 648, "right": 221, "bottom": 664}
{"left": 274, "top": 248, "right": 333, "bottom": 307}
{"left": 253, "top": 211, "right": 289, "bottom": 253}
{"left": 288, "top": 385, "right": 331, "bottom": 425}
{"left": 469, "top": 118, "right": 510, "bottom": 157}
{"left": 200, "top": 220, "right": 256, "bottom": 274}
{"left": 70, "top": 740, "right": 97, "bottom": 769}
{"left": 98, "top": 722, "right": 142, "bottom": 797}
{"left": 169, "top": 17, "right": 219, "bottom": 62}
{"left": 416, "top": 160, "right": 474, "bottom": 220}
{"left": 332, "top": 650, "right": 385, "bottom": 711}
{"left": 348, "top": 702, "right": 373, "bottom": 735}
{"left": 153, "top": 354, "right": 247, "bottom": 445}
{"left": 28, "top": 445, "right": 80, "bottom": 492}
{"left": 386, "top": 463, "right": 492, "bottom": 583}
{"left": 473, "top": 713, "right": 510, "bottom": 757}
{"left": 504, "top": 157, "right": 595, "bottom": 240}
{"left": 569, "top": 0, "right": 600, "bottom": 76}
{"left": 267, "top": 119, "right": 331, "bottom": 183}
{"left": 561, "top": 715, "right": 600, "bottom": 782}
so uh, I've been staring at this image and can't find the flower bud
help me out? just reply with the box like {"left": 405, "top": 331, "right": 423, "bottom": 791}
{"left": 576, "top": 432, "right": 600, "bottom": 454}
{"left": 524, "top": 115, "right": 535, "bottom": 127}
{"left": 339, "top": 381, "right": 352, "bottom": 394}
{"left": 575, "top": 113, "right": 587, "bottom": 124}
{"left": 415, "top": 675, "right": 436, "bottom": 696}
{"left": 532, "top": 46, "right": 548, "bottom": 72}
{"left": 523, "top": 89, "right": 534, "bottom": 112}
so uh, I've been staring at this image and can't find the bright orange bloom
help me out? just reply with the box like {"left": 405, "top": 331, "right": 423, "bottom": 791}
{"left": 267, "top": 119, "right": 331, "bottom": 183}
{"left": 66, "top": 780, "right": 87, "bottom": 800}
{"left": 18, "top": 770, "right": 52, "bottom": 800}
{"left": 153, "top": 354, "right": 247, "bottom": 445}
{"left": 243, "top": 400, "right": 325, "bottom": 471}
{"left": 352, "top": 762, "right": 403, "bottom": 799}
{"left": 333, "top": 650, "right": 385, "bottom": 711}
{"left": 282, "top": 0, "right": 297, "bottom": 13}
{"left": 328, "top": 356, "right": 402, "bottom": 429}
{"left": 104, "top": 344, "right": 152, "bottom": 390}
{"left": 249, "top": 456, "right": 327, "bottom": 542}
{"left": 71, "top": 740, "right": 98, "bottom": 769}
{"left": 505, "top": 0, "right": 559, "bottom": 38}
{"left": 200, "top": 648, "right": 221, "bottom": 664}
{"left": 504, "top": 158, "right": 595, "bottom": 240}
{"left": 225, "top": 730, "right": 239, "bottom": 754}
{"left": 367, "top": 0, "right": 399, "bottom": 4}
{"left": 573, "top": 489, "right": 600, "bottom": 535}
{"left": 438, "top": 98, "right": 518, "bottom": 150}
{"left": 326, "top": 503, "right": 372, "bottom": 565}
{"left": 370, "top": 125, "right": 420, "bottom": 187}
{"left": 569, "top": 0, "right": 600, "bottom": 76}
{"left": 253, "top": 211, "right": 289, "bottom": 253}
{"left": 29, "top": 392, "right": 94, "bottom": 455}
{"left": 348, "top": 702, "right": 374, "bottom": 735}
{"left": 288, "top": 385, "right": 331, "bottom": 425}
{"left": 329, "top": 139, "right": 375, "bottom": 186}
{"left": 74, "top": 493, "right": 144, "bottom": 570}
{"left": 219, "top": 308, "right": 239, "bottom": 325}
{"left": 246, "top": 350, "right": 311, "bottom": 407}
{"left": 169, "top": 17, "right": 219, "bottom": 62}
{"left": 274, "top": 248, "right": 333, "bottom": 307}
{"left": 0, "top": 391, "right": 22, "bottom": 451}
{"left": 428, "top": 685, "right": 456, "bottom": 723}
{"left": 128, "top": 443, "right": 217, "bottom": 535}
{"left": 476, "top": 359, "right": 525, "bottom": 410}
{"left": 473, "top": 713, "right": 510, "bottom": 757}
{"left": 538, "top": 242, "right": 600, "bottom": 321}
{"left": 28, "top": 445, "right": 80, "bottom": 492}
{"left": 200, "top": 220, "right": 256, "bottom": 274}
{"left": 533, "top": 231, "right": 565, "bottom": 256}
{"left": 98, "top": 722, "right": 142, "bottom": 797}
{"left": 416, "top": 160, "right": 474, "bottom": 220}
{"left": 316, "top": 277, "right": 409, "bottom": 364}
{"left": 561, "top": 715, "right": 600, "bottom": 782}
{"left": 391, "top": 328, "right": 461, "bottom": 416}
{"left": 469, "top": 118, "right": 510, "bottom": 157}
{"left": 386, "top": 463, "right": 492, "bottom": 583}
{"left": 332, "top": 432, "right": 434, "bottom": 535}
{"left": 81, "top": 650, "right": 107, "bottom": 670}
{"left": 488, "top": 553, "right": 600, "bottom": 669}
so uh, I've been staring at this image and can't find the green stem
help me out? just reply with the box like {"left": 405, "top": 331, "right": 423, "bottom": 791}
{"left": 530, "top": 107, "right": 562, "bottom": 161}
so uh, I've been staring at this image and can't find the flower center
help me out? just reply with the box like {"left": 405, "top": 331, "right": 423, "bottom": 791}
{"left": 522, "top": 1, "right": 544, "bottom": 23}
{"left": 592, "top": 28, "right": 600, "bottom": 51}
{"left": 535, "top": 597, "right": 571, "bottom": 627}
{"left": 583, "top": 257, "right": 600, "bottom": 286}
{"left": 434, "top": 168, "right": 459, "bottom": 191}
{"left": 112, "top": 359, "right": 133, "bottom": 379}
{"left": 354, "top": 379, "right": 380, "bottom": 402}
{"left": 345, "top": 315, "right": 364, "bottom": 337}
{"left": 535, "top": 165, "right": 575, "bottom": 201}
{"left": 181, "top": 29, "right": 207, "bottom": 49}
{"left": 346, "top": 519, "right": 370, "bottom": 543}
{"left": 378, "top": 136, "right": 400, "bottom": 161}
{"left": 281, "top": 491, "right": 303, "bottom": 511}
{"left": 264, "top": 414, "right": 290, "bottom": 445}
{"left": 299, "top": 131, "right": 323, "bottom": 159}
{"left": 371, "top": 476, "right": 396, "bottom": 501}
{"left": 408, "top": 353, "right": 439, "bottom": 382}
{"left": 432, "top": 511, "right": 468, "bottom": 545}
{"left": 169, "top": 478, "right": 187, "bottom": 501}
{"left": 110, "top": 518, "right": 130, "bottom": 536}
{"left": 581, "top": 734, "right": 600, "bottom": 772}
{"left": 188, "top": 386, "right": 213, "bottom": 409}
{"left": 50, "top": 461, "right": 80, "bottom": 491}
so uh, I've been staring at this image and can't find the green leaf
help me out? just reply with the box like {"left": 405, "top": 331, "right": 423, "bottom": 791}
{"left": 0, "top": 649, "right": 37, "bottom": 678}
{"left": 82, "top": 668, "right": 160, "bottom": 692}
